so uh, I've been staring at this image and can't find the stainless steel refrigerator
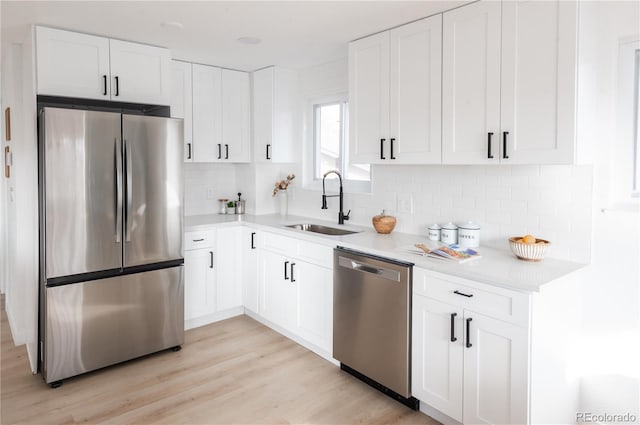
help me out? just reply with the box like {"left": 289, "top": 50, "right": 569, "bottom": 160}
{"left": 38, "top": 107, "right": 184, "bottom": 386}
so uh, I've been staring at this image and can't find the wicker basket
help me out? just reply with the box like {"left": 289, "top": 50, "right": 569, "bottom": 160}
{"left": 508, "top": 237, "right": 550, "bottom": 262}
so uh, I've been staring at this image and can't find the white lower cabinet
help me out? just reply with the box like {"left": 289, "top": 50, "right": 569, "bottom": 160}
{"left": 257, "top": 231, "right": 333, "bottom": 355}
{"left": 184, "top": 226, "right": 243, "bottom": 329}
{"left": 216, "top": 226, "right": 243, "bottom": 311}
{"left": 242, "top": 228, "right": 259, "bottom": 313}
{"left": 293, "top": 260, "right": 332, "bottom": 352}
{"left": 412, "top": 296, "right": 464, "bottom": 422}
{"left": 184, "top": 230, "right": 217, "bottom": 322}
{"left": 184, "top": 248, "right": 216, "bottom": 321}
{"left": 463, "top": 312, "right": 528, "bottom": 425}
{"left": 259, "top": 250, "right": 297, "bottom": 329}
{"left": 412, "top": 268, "right": 529, "bottom": 425}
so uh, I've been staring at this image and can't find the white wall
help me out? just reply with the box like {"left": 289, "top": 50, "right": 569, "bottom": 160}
{"left": 287, "top": 58, "right": 594, "bottom": 263}
{"left": 1, "top": 31, "right": 39, "bottom": 373}
{"left": 576, "top": 1, "right": 640, "bottom": 420}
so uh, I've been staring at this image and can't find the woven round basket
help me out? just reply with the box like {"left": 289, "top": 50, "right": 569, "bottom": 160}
{"left": 508, "top": 237, "right": 550, "bottom": 262}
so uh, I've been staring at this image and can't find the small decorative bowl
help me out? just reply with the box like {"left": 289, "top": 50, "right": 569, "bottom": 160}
{"left": 372, "top": 214, "right": 396, "bottom": 234}
{"left": 508, "top": 237, "right": 550, "bottom": 262}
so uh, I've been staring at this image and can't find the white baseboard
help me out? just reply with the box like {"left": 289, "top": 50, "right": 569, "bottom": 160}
{"left": 419, "top": 402, "right": 462, "bottom": 425}
{"left": 244, "top": 309, "right": 337, "bottom": 365}
{"left": 184, "top": 306, "right": 244, "bottom": 330}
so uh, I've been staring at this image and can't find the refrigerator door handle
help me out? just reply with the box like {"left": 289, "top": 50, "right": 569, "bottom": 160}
{"left": 125, "top": 139, "right": 133, "bottom": 242}
{"left": 115, "top": 138, "right": 123, "bottom": 243}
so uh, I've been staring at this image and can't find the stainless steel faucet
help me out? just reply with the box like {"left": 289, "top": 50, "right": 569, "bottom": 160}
{"left": 321, "top": 170, "right": 351, "bottom": 225}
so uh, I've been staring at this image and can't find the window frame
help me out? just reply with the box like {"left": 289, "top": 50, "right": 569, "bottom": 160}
{"left": 313, "top": 99, "right": 347, "bottom": 181}
{"left": 633, "top": 46, "right": 640, "bottom": 197}
{"left": 304, "top": 93, "right": 371, "bottom": 194}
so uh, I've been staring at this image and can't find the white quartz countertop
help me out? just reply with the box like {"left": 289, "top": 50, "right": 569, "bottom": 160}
{"left": 185, "top": 213, "right": 587, "bottom": 293}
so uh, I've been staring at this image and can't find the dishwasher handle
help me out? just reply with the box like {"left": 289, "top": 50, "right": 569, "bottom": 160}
{"left": 338, "top": 256, "right": 401, "bottom": 282}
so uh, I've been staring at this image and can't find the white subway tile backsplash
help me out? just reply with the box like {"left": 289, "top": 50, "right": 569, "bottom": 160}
{"left": 289, "top": 164, "right": 594, "bottom": 263}
{"left": 485, "top": 185, "right": 511, "bottom": 200}
{"left": 510, "top": 165, "right": 540, "bottom": 177}
{"left": 504, "top": 175, "right": 529, "bottom": 188}
{"left": 453, "top": 196, "right": 476, "bottom": 209}
{"left": 181, "top": 162, "right": 593, "bottom": 263}
{"left": 183, "top": 163, "right": 238, "bottom": 216}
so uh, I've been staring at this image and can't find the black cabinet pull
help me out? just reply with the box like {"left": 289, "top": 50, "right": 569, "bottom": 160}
{"left": 450, "top": 312, "right": 457, "bottom": 342}
{"left": 454, "top": 290, "right": 473, "bottom": 298}
{"left": 217, "top": 144, "right": 222, "bottom": 159}
{"left": 209, "top": 251, "right": 214, "bottom": 269}
{"left": 503, "top": 131, "right": 509, "bottom": 159}
{"left": 114, "top": 76, "right": 119, "bottom": 96}
{"left": 284, "top": 261, "right": 289, "bottom": 280}
{"left": 251, "top": 232, "right": 256, "bottom": 249}
{"left": 225, "top": 144, "right": 229, "bottom": 160}
{"left": 487, "top": 132, "right": 494, "bottom": 159}
{"left": 103, "top": 75, "right": 107, "bottom": 96}
{"left": 380, "top": 138, "right": 386, "bottom": 160}
{"left": 390, "top": 138, "right": 396, "bottom": 159}
{"left": 290, "top": 263, "right": 296, "bottom": 283}
{"left": 466, "top": 318, "right": 473, "bottom": 348}
{"left": 266, "top": 144, "right": 271, "bottom": 160}
{"left": 192, "top": 238, "right": 204, "bottom": 242}
{"left": 187, "top": 143, "right": 192, "bottom": 159}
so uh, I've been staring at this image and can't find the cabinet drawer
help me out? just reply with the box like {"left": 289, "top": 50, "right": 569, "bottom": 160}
{"left": 297, "top": 240, "right": 333, "bottom": 268}
{"left": 184, "top": 229, "right": 216, "bottom": 250}
{"left": 414, "top": 268, "right": 530, "bottom": 326}
{"left": 261, "top": 231, "right": 299, "bottom": 256}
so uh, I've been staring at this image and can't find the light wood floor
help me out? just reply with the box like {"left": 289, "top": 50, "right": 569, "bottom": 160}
{"left": 1, "top": 297, "right": 440, "bottom": 425}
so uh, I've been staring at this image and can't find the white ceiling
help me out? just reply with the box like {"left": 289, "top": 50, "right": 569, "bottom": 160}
{"left": 1, "top": 1, "right": 469, "bottom": 71}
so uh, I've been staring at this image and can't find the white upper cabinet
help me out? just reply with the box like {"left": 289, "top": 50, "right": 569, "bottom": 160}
{"left": 349, "top": 32, "right": 390, "bottom": 164}
{"left": 252, "top": 66, "right": 297, "bottom": 163}
{"left": 175, "top": 63, "right": 250, "bottom": 163}
{"left": 170, "top": 60, "right": 193, "bottom": 162}
{"left": 222, "top": 69, "right": 251, "bottom": 163}
{"left": 500, "top": 1, "right": 578, "bottom": 164}
{"left": 36, "top": 27, "right": 111, "bottom": 100}
{"left": 109, "top": 39, "right": 171, "bottom": 105}
{"left": 36, "top": 26, "right": 170, "bottom": 105}
{"left": 389, "top": 16, "right": 442, "bottom": 164}
{"left": 192, "top": 64, "right": 223, "bottom": 163}
{"left": 349, "top": 15, "right": 442, "bottom": 164}
{"left": 443, "top": 0, "right": 578, "bottom": 164}
{"left": 442, "top": 1, "right": 502, "bottom": 164}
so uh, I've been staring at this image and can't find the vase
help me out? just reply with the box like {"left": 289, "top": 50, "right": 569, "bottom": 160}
{"left": 279, "top": 190, "right": 288, "bottom": 216}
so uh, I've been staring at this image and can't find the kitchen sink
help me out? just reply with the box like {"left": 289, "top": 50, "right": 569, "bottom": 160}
{"left": 285, "top": 223, "right": 360, "bottom": 236}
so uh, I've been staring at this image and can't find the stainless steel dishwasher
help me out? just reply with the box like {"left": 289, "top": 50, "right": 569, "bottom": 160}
{"left": 333, "top": 247, "right": 418, "bottom": 409}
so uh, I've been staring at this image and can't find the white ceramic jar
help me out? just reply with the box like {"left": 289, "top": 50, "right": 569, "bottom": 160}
{"left": 427, "top": 224, "right": 441, "bottom": 241}
{"left": 441, "top": 222, "right": 458, "bottom": 245}
{"left": 458, "top": 221, "right": 480, "bottom": 248}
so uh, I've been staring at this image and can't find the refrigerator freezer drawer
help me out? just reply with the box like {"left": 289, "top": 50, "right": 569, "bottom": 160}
{"left": 43, "top": 266, "right": 184, "bottom": 384}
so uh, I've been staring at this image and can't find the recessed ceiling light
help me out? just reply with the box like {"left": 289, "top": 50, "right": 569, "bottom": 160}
{"left": 237, "top": 36, "right": 262, "bottom": 45}
{"left": 161, "top": 21, "right": 184, "bottom": 30}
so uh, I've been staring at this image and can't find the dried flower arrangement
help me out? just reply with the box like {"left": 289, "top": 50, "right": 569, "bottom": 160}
{"left": 272, "top": 174, "right": 295, "bottom": 196}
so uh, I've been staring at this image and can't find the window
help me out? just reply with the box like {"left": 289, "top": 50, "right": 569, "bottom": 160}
{"left": 313, "top": 98, "right": 370, "bottom": 186}
{"left": 618, "top": 39, "right": 640, "bottom": 199}
{"left": 633, "top": 46, "right": 640, "bottom": 196}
